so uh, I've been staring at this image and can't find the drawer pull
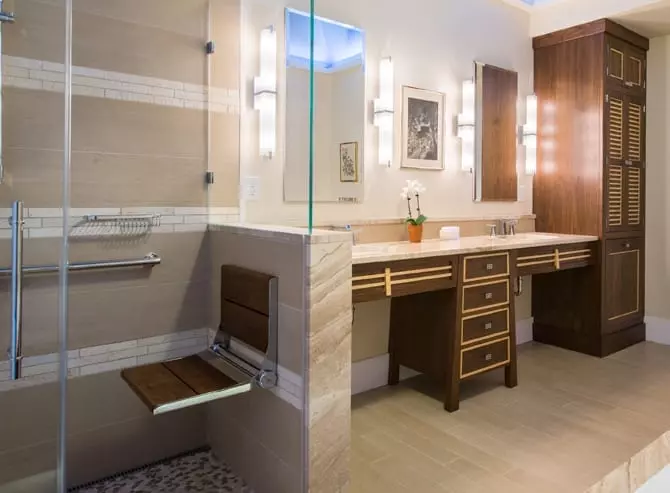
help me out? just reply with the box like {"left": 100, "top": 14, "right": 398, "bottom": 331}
{"left": 484, "top": 322, "right": 493, "bottom": 330}
{"left": 485, "top": 292, "right": 493, "bottom": 300}
{"left": 624, "top": 242, "right": 631, "bottom": 248}
{"left": 486, "top": 263, "right": 494, "bottom": 271}
{"left": 485, "top": 353, "right": 493, "bottom": 361}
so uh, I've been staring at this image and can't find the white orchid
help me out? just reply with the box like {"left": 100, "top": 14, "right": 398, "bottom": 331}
{"left": 400, "top": 180, "right": 427, "bottom": 225}
{"left": 405, "top": 179, "right": 426, "bottom": 195}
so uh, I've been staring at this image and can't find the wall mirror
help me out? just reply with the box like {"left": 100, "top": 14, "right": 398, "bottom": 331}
{"left": 473, "top": 62, "right": 518, "bottom": 202}
{"left": 283, "top": 9, "right": 365, "bottom": 204}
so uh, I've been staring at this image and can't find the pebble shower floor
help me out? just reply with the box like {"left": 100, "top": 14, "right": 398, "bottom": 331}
{"left": 69, "top": 449, "right": 253, "bottom": 493}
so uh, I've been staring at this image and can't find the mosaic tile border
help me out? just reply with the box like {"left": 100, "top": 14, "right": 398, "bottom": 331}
{"left": 0, "top": 327, "right": 303, "bottom": 409}
{"left": 0, "top": 206, "right": 240, "bottom": 239}
{"left": 0, "top": 328, "right": 209, "bottom": 391}
{"left": 2, "top": 56, "right": 239, "bottom": 114}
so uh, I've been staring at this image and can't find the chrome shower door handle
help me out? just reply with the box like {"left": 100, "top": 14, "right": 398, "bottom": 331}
{"left": 9, "top": 200, "right": 24, "bottom": 380}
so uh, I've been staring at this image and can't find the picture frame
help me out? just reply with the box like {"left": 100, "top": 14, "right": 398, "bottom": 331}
{"left": 339, "top": 141, "right": 359, "bottom": 182}
{"left": 401, "top": 86, "right": 445, "bottom": 170}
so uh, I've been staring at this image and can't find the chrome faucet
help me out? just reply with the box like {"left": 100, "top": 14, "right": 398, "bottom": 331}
{"left": 488, "top": 219, "right": 517, "bottom": 238}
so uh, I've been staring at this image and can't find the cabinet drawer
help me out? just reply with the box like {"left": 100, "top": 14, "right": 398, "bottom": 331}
{"left": 352, "top": 256, "right": 457, "bottom": 303}
{"left": 516, "top": 243, "right": 596, "bottom": 276}
{"left": 463, "top": 253, "right": 509, "bottom": 282}
{"left": 462, "top": 279, "right": 509, "bottom": 313}
{"left": 461, "top": 307, "right": 510, "bottom": 345}
{"left": 460, "top": 337, "right": 510, "bottom": 379}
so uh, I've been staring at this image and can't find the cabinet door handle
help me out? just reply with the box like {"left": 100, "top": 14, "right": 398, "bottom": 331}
{"left": 624, "top": 242, "right": 631, "bottom": 249}
{"left": 625, "top": 81, "right": 634, "bottom": 87}
{"left": 485, "top": 292, "right": 493, "bottom": 300}
{"left": 484, "top": 322, "right": 493, "bottom": 330}
{"left": 486, "top": 263, "right": 494, "bottom": 271}
{"left": 485, "top": 353, "right": 493, "bottom": 361}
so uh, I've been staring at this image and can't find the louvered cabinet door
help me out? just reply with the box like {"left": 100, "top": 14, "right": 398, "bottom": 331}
{"left": 605, "top": 91, "right": 625, "bottom": 233}
{"left": 624, "top": 95, "right": 645, "bottom": 231}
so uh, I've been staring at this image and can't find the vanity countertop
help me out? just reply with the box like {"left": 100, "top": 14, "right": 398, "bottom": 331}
{"left": 352, "top": 232, "right": 599, "bottom": 264}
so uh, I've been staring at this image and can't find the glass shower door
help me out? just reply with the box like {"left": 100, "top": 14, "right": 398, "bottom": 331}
{"left": 0, "top": 0, "right": 70, "bottom": 492}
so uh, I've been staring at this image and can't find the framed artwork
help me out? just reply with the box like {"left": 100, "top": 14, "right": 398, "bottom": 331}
{"left": 401, "top": 86, "right": 445, "bottom": 170}
{"left": 339, "top": 142, "right": 359, "bottom": 182}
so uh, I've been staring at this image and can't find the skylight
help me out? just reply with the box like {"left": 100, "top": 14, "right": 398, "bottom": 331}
{"left": 285, "top": 9, "right": 364, "bottom": 73}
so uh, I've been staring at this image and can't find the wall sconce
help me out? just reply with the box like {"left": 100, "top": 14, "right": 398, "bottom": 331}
{"left": 254, "top": 26, "right": 277, "bottom": 158}
{"left": 522, "top": 94, "right": 537, "bottom": 175}
{"left": 373, "top": 57, "right": 394, "bottom": 167}
{"left": 457, "top": 79, "right": 476, "bottom": 172}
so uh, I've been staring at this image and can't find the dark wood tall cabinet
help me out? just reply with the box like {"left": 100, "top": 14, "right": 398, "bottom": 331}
{"left": 532, "top": 20, "right": 648, "bottom": 357}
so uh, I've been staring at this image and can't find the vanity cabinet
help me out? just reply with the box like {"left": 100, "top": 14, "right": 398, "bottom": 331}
{"left": 533, "top": 19, "right": 648, "bottom": 356}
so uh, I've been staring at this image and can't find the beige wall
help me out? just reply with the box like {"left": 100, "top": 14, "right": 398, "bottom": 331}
{"left": 645, "top": 35, "right": 670, "bottom": 320}
{"left": 242, "top": 0, "right": 534, "bottom": 226}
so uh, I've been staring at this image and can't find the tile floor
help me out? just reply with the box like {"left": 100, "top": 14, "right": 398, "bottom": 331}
{"left": 351, "top": 342, "right": 670, "bottom": 493}
{"left": 71, "top": 450, "right": 253, "bottom": 493}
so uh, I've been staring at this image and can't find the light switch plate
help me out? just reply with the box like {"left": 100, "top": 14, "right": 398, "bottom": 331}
{"left": 243, "top": 176, "right": 260, "bottom": 201}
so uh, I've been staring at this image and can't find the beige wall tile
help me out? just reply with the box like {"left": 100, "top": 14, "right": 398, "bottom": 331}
{"left": 3, "top": 87, "right": 65, "bottom": 152}
{"left": 4, "top": 88, "right": 208, "bottom": 156}
{"left": 208, "top": 388, "right": 302, "bottom": 469}
{"left": 209, "top": 230, "right": 306, "bottom": 312}
{"left": 0, "top": 440, "right": 58, "bottom": 487}
{"left": 1, "top": 148, "right": 209, "bottom": 208}
{"left": 5, "top": 0, "right": 212, "bottom": 85}
{"left": 66, "top": 408, "right": 206, "bottom": 487}
{"left": 208, "top": 390, "right": 302, "bottom": 493}
{"left": 0, "top": 280, "right": 210, "bottom": 356}
{"left": 3, "top": 0, "right": 67, "bottom": 63}
{"left": 0, "top": 371, "right": 207, "bottom": 488}
{"left": 307, "top": 240, "right": 352, "bottom": 493}
{"left": 210, "top": 112, "right": 241, "bottom": 208}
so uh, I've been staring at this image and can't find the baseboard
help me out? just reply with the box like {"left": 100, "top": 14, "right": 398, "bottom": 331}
{"left": 516, "top": 317, "right": 533, "bottom": 345}
{"left": 352, "top": 318, "right": 533, "bottom": 395}
{"left": 645, "top": 316, "right": 670, "bottom": 345}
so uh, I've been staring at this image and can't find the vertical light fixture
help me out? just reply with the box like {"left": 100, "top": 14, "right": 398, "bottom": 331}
{"left": 457, "top": 79, "right": 476, "bottom": 172}
{"left": 254, "top": 26, "right": 277, "bottom": 158}
{"left": 374, "top": 57, "right": 394, "bottom": 167}
{"left": 522, "top": 94, "right": 538, "bottom": 175}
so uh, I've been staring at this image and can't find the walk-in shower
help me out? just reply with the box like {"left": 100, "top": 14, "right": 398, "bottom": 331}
{"left": 0, "top": 0, "right": 14, "bottom": 185}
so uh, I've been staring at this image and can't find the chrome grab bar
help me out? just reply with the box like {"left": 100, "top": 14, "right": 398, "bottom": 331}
{"left": 9, "top": 201, "right": 24, "bottom": 380}
{"left": 0, "top": 252, "right": 161, "bottom": 276}
{"left": 4, "top": 198, "right": 160, "bottom": 382}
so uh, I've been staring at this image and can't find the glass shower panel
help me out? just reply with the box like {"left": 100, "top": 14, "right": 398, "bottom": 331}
{"left": 0, "top": 0, "right": 69, "bottom": 491}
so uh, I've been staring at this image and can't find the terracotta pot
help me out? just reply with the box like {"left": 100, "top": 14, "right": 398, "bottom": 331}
{"left": 407, "top": 223, "right": 423, "bottom": 243}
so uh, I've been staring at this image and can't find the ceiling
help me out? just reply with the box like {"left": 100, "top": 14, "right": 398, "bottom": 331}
{"left": 613, "top": 0, "right": 670, "bottom": 37}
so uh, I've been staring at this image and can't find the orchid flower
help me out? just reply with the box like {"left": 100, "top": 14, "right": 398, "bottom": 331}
{"left": 400, "top": 180, "right": 427, "bottom": 226}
